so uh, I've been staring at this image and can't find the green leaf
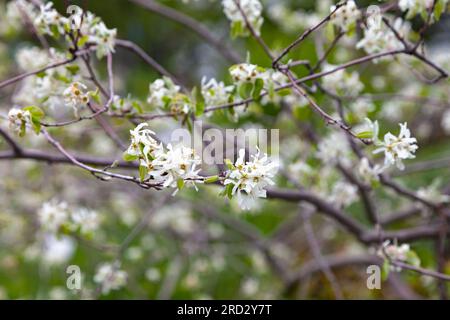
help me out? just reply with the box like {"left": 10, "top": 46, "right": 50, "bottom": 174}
{"left": 139, "top": 165, "right": 148, "bottom": 182}
{"left": 132, "top": 101, "right": 143, "bottom": 114}
{"left": 356, "top": 131, "right": 373, "bottom": 139}
{"left": 24, "top": 106, "right": 44, "bottom": 118}
{"left": 434, "top": 0, "right": 444, "bottom": 20}
{"left": 238, "top": 83, "right": 253, "bottom": 99}
{"left": 77, "top": 35, "right": 90, "bottom": 48}
{"left": 66, "top": 65, "right": 80, "bottom": 76}
{"left": 224, "top": 159, "right": 234, "bottom": 170}
{"left": 230, "top": 21, "right": 244, "bottom": 38}
{"left": 204, "top": 175, "right": 219, "bottom": 184}
{"left": 122, "top": 152, "right": 138, "bottom": 162}
{"left": 277, "top": 88, "right": 292, "bottom": 96}
{"left": 19, "top": 121, "right": 26, "bottom": 137}
{"left": 89, "top": 89, "right": 101, "bottom": 104}
{"left": 177, "top": 178, "right": 185, "bottom": 190}
{"left": 226, "top": 183, "right": 234, "bottom": 199}
{"left": 252, "top": 78, "right": 264, "bottom": 101}
{"left": 406, "top": 250, "right": 421, "bottom": 267}
{"left": 30, "top": 117, "right": 41, "bottom": 134}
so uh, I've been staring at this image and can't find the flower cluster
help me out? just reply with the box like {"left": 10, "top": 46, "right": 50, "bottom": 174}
{"left": 321, "top": 64, "right": 364, "bottom": 96}
{"left": 0, "top": 0, "right": 36, "bottom": 36}
{"left": 330, "top": 0, "right": 360, "bottom": 32}
{"left": 94, "top": 263, "right": 127, "bottom": 295}
{"left": 8, "top": 108, "right": 31, "bottom": 136}
{"left": 224, "top": 148, "right": 278, "bottom": 210}
{"left": 399, "top": 0, "right": 448, "bottom": 20}
{"left": 373, "top": 122, "right": 418, "bottom": 170}
{"left": 329, "top": 181, "right": 358, "bottom": 208}
{"left": 316, "top": 131, "right": 351, "bottom": 165}
{"left": 356, "top": 17, "right": 409, "bottom": 58}
{"left": 377, "top": 240, "right": 420, "bottom": 272}
{"left": 37, "top": 199, "right": 100, "bottom": 236}
{"left": 63, "top": 82, "right": 91, "bottom": 116}
{"left": 222, "top": 0, "right": 264, "bottom": 37}
{"left": 229, "top": 63, "right": 266, "bottom": 85}
{"left": 146, "top": 77, "right": 192, "bottom": 115}
{"left": 34, "top": 2, "right": 68, "bottom": 36}
{"left": 201, "top": 77, "right": 234, "bottom": 108}
{"left": 358, "top": 157, "right": 384, "bottom": 184}
{"left": 10, "top": 1, "right": 117, "bottom": 59}
{"left": 123, "top": 123, "right": 202, "bottom": 194}
{"left": 13, "top": 46, "right": 83, "bottom": 111}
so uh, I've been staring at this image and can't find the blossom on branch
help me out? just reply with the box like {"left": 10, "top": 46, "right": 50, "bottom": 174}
{"left": 224, "top": 148, "right": 278, "bottom": 210}
{"left": 373, "top": 122, "right": 418, "bottom": 170}
{"left": 222, "top": 0, "right": 264, "bottom": 37}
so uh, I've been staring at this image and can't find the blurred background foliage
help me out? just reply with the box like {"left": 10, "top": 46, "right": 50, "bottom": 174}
{"left": 0, "top": 0, "right": 450, "bottom": 299}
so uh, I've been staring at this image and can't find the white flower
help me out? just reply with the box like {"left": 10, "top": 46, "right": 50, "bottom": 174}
{"left": 229, "top": 63, "right": 266, "bottom": 85}
{"left": 42, "top": 234, "right": 76, "bottom": 265}
{"left": 329, "top": 181, "right": 358, "bottom": 208}
{"left": 70, "top": 208, "right": 100, "bottom": 235}
{"left": 125, "top": 122, "right": 164, "bottom": 164}
{"left": 0, "top": 0, "right": 37, "bottom": 35}
{"left": 321, "top": 64, "right": 363, "bottom": 96}
{"left": 349, "top": 98, "right": 375, "bottom": 121}
{"left": 330, "top": 0, "right": 360, "bottom": 32}
{"left": 63, "top": 82, "right": 90, "bottom": 115}
{"left": 34, "top": 2, "right": 68, "bottom": 36}
{"left": 441, "top": 109, "right": 450, "bottom": 134}
{"left": 151, "top": 204, "right": 195, "bottom": 234}
{"left": 377, "top": 240, "right": 418, "bottom": 271}
{"left": 94, "top": 263, "right": 127, "bottom": 295}
{"left": 398, "top": 0, "right": 446, "bottom": 19}
{"left": 16, "top": 46, "right": 50, "bottom": 71}
{"left": 145, "top": 268, "right": 161, "bottom": 282}
{"left": 151, "top": 143, "right": 202, "bottom": 194}
{"left": 224, "top": 148, "right": 279, "bottom": 210}
{"left": 316, "top": 131, "right": 350, "bottom": 165}
{"left": 37, "top": 200, "right": 70, "bottom": 233}
{"left": 356, "top": 17, "right": 409, "bottom": 58}
{"left": 373, "top": 122, "right": 418, "bottom": 170}
{"left": 358, "top": 157, "right": 384, "bottom": 184}
{"left": 201, "top": 77, "right": 234, "bottom": 108}
{"left": 8, "top": 107, "right": 31, "bottom": 135}
{"left": 417, "top": 179, "right": 450, "bottom": 205}
{"left": 124, "top": 123, "right": 201, "bottom": 193}
{"left": 147, "top": 77, "right": 180, "bottom": 109}
{"left": 90, "top": 22, "right": 117, "bottom": 59}
{"left": 222, "top": 0, "right": 264, "bottom": 36}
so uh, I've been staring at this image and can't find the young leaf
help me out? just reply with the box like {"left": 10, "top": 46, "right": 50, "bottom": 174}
{"left": 122, "top": 152, "right": 138, "bottom": 162}
{"left": 252, "top": 78, "right": 264, "bottom": 101}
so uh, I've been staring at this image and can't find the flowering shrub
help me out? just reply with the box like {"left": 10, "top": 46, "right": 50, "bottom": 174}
{"left": 0, "top": 0, "right": 450, "bottom": 300}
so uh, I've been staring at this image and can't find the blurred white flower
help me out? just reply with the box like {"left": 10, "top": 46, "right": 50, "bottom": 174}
{"left": 94, "top": 263, "right": 127, "bottom": 295}
{"left": 358, "top": 157, "right": 384, "bottom": 184}
{"left": 70, "top": 207, "right": 100, "bottom": 235}
{"left": 37, "top": 200, "right": 69, "bottom": 233}
{"left": 329, "top": 181, "right": 358, "bottom": 208}
{"left": 330, "top": 0, "right": 360, "bottom": 32}
{"left": 8, "top": 107, "right": 31, "bottom": 135}
{"left": 321, "top": 64, "right": 364, "bottom": 96}
{"left": 222, "top": 0, "right": 263, "bottom": 36}
{"left": 42, "top": 234, "right": 75, "bottom": 265}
